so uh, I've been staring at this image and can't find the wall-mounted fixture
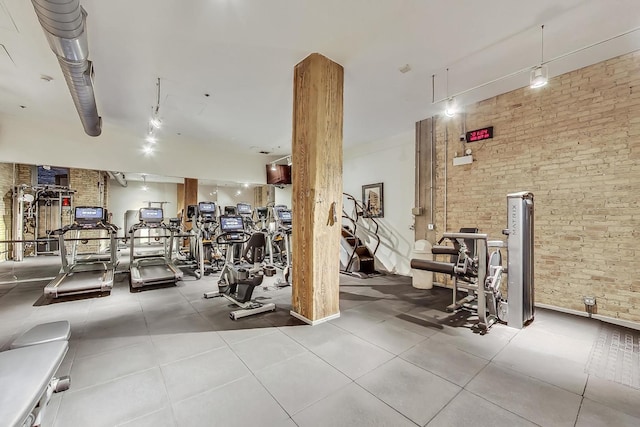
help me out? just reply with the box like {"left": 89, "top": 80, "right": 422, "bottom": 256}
{"left": 530, "top": 25, "right": 548, "bottom": 88}
{"left": 141, "top": 174, "right": 148, "bottom": 191}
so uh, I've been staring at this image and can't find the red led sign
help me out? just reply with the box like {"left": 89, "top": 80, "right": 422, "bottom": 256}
{"left": 466, "top": 126, "right": 494, "bottom": 142}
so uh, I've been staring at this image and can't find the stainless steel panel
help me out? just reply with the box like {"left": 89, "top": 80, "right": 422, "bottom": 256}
{"left": 507, "top": 191, "right": 534, "bottom": 329}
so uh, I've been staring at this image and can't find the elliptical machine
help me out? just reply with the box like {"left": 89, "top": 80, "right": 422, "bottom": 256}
{"left": 203, "top": 215, "right": 276, "bottom": 320}
{"left": 191, "top": 202, "right": 221, "bottom": 276}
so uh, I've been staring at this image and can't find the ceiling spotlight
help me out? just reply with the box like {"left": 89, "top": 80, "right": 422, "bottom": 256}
{"left": 243, "top": 183, "right": 249, "bottom": 188}
{"left": 270, "top": 163, "right": 277, "bottom": 171}
{"left": 143, "top": 145, "right": 154, "bottom": 155}
{"left": 530, "top": 65, "right": 548, "bottom": 88}
{"left": 146, "top": 135, "right": 157, "bottom": 144}
{"left": 149, "top": 117, "right": 162, "bottom": 129}
{"left": 236, "top": 190, "right": 241, "bottom": 196}
{"left": 444, "top": 98, "right": 457, "bottom": 117}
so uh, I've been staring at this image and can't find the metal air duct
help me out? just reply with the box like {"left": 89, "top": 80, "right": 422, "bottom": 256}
{"left": 31, "top": 0, "right": 102, "bottom": 136}
{"left": 107, "top": 171, "right": 127, "bottom": 187}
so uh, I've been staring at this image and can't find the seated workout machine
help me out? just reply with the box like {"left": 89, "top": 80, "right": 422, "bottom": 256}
{"left": 203, "top": 215, "right": 276, "bottom": 320}
{"left": 0, "top": 321, "right": 71, "bottom": 427}
{"left": 411, "top": 192, "right": 534, "bottom": 332}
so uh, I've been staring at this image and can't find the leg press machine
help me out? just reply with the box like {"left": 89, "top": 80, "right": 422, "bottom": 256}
{"left": 411, "top": 192, "right": 534, "bottom": 332}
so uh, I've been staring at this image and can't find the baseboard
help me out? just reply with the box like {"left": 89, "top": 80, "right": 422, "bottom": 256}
{"left": 289, "top": 310, "right": 340, "bottom": 326}
{"left": 535, "top": 302, "right": 640, "bottom": 331}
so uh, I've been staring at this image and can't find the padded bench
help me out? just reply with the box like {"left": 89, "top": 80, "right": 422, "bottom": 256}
{"left": 0, "top": 341, "right": 69, "bottom": 427}
{"left": 10, "top": 321, "right": 71, "bottom": 349}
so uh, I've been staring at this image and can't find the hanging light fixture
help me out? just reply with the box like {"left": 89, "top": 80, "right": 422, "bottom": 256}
{"left": 444, "top": 98, "right": 457, "bottom": 117}
{"left": 443, "top": 68, "right": 457, "bottom": 117}
{"left": 530, "top": 25, "right": 548, "bottom": 88}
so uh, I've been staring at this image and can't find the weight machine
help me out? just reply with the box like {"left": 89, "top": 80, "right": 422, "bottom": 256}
{"left": 12, "top": 185, "right": 75, "bottom": 260}
{"left": 410, "top": 192, "right": 534, "bottom": 332}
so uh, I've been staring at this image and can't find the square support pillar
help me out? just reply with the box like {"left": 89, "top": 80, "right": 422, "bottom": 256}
{"left": 183, "top": 178, "right": 198, "bottom": 231}
{"left": 290, "top": 53, "right": 344, "bottom": 325}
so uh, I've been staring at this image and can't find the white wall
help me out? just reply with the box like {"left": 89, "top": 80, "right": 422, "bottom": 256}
{"left": 274, "top": 185, "right": 292, "bottom": 208}
{"left": 343, "top": 130, "right": 415, "bottom": 275}
{"left": 108, "top": 181, "right": 178, "bottom": 232}
{"left": 0, "top": 113, "right": 274, "bottom": 185}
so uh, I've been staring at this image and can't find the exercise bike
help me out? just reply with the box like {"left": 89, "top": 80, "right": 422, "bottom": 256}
{"left": 203, "top": 215, "right": 276, "bottom": 320}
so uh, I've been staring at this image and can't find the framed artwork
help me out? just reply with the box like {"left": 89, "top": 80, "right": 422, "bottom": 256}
{"left": 362, "top": 183, "right": 384, "bottom": 218}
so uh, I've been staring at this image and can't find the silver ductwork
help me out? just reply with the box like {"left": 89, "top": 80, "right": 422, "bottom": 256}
{"left": 107, "top": 171, "right": 127, "bottom": 187}
{"left": 31, "top": 0, "right": 102, "bottom": 136}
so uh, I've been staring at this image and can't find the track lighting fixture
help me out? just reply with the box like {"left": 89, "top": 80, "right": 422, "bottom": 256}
{"left": 530, "top": 25, "right": 548, "bottom": 89}
{"left": 149, "top": 117, "right": 162, "bottom": 129}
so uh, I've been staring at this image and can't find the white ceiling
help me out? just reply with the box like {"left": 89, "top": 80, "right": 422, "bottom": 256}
{"left": 1, "top": 0, "right": 640, "bottom": 170}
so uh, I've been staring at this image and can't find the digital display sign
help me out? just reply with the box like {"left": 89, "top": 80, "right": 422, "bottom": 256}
{"left": 466, "top": 126, "right": 494, "bottom": 142}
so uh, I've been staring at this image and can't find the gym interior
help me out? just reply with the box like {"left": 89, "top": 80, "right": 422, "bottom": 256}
{"left": 0, "top": 2, "right": 639, "bottom": 426}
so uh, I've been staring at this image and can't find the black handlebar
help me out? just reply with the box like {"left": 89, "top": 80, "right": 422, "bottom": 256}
{"left": 216, "top": 231, "right": 252, "bottom": 245}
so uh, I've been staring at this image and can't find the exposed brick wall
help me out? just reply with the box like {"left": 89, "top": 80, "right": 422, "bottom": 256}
{"left": 68, "top": 168, "right": 107, "bottom": 254}
{"left": 431, "top": 51, "right": 640, "bottom": 322}
{"left": 0, "top": 164, "right": 110, "bottom": 258}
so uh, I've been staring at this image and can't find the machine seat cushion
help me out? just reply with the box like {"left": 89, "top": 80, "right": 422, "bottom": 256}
{"left": 0, "top": 341, "right": 68, "bottom": 427}
{"left": 10, "top": 321, "right": 71, "bottom": 349}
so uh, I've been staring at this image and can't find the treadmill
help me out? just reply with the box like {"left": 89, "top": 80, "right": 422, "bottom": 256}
{"left": 129, "top": 207, "right": 183, "bottom": 289}
{"left": 44, "top": 206, "right": 118, "bottom": 298}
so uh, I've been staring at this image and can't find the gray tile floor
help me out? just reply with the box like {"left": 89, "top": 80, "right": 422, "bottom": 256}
{"left": 1, "top": 257, "right": 639, "bottom": 426}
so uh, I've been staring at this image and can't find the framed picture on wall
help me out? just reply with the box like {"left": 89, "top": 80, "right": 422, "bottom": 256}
{"left": 362, "top": 183, "right": 384, "bottom": 218}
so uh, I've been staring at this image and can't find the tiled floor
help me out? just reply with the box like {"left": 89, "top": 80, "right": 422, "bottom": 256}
{"left": 1, "top": 258, "right": 639, "bottom": 426}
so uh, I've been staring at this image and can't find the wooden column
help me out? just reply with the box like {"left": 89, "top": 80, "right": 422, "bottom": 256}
{"left": 183, "top": 178, "right": 198, "bottom": 230}
{"left": 291, "top": 53, "right": 344, "bottom": 324}
{"left": 176, "top": 183, "right": 185, "bottom": 219}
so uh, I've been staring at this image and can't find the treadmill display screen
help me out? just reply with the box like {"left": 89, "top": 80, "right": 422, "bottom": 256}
{"left": 198, "top": 202, "right": 216, "bottom": 213}
{"left": 140, "top": 208, "right": 164, "bottom": 222}
{"left": 237, "top": 203, "right": 252, "bottom": 215}
{"left": 75, "top": 207, "right": 103, "bottom": 220}
{"left": 278, "top": 210, "right": 292, "bottom": 222}
{"left": 220, "top": 216, "right": 244, "bottom": 232}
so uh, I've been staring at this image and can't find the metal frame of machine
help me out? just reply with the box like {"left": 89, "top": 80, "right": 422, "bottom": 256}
{"left": 129, "top": 207, "right": 183, "bottom": 290}
{"left": 410, "top": 192, "right": 535, "bottom": 333}
{"left": 44, "top": 206, "right": 118, "bottom": 298}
